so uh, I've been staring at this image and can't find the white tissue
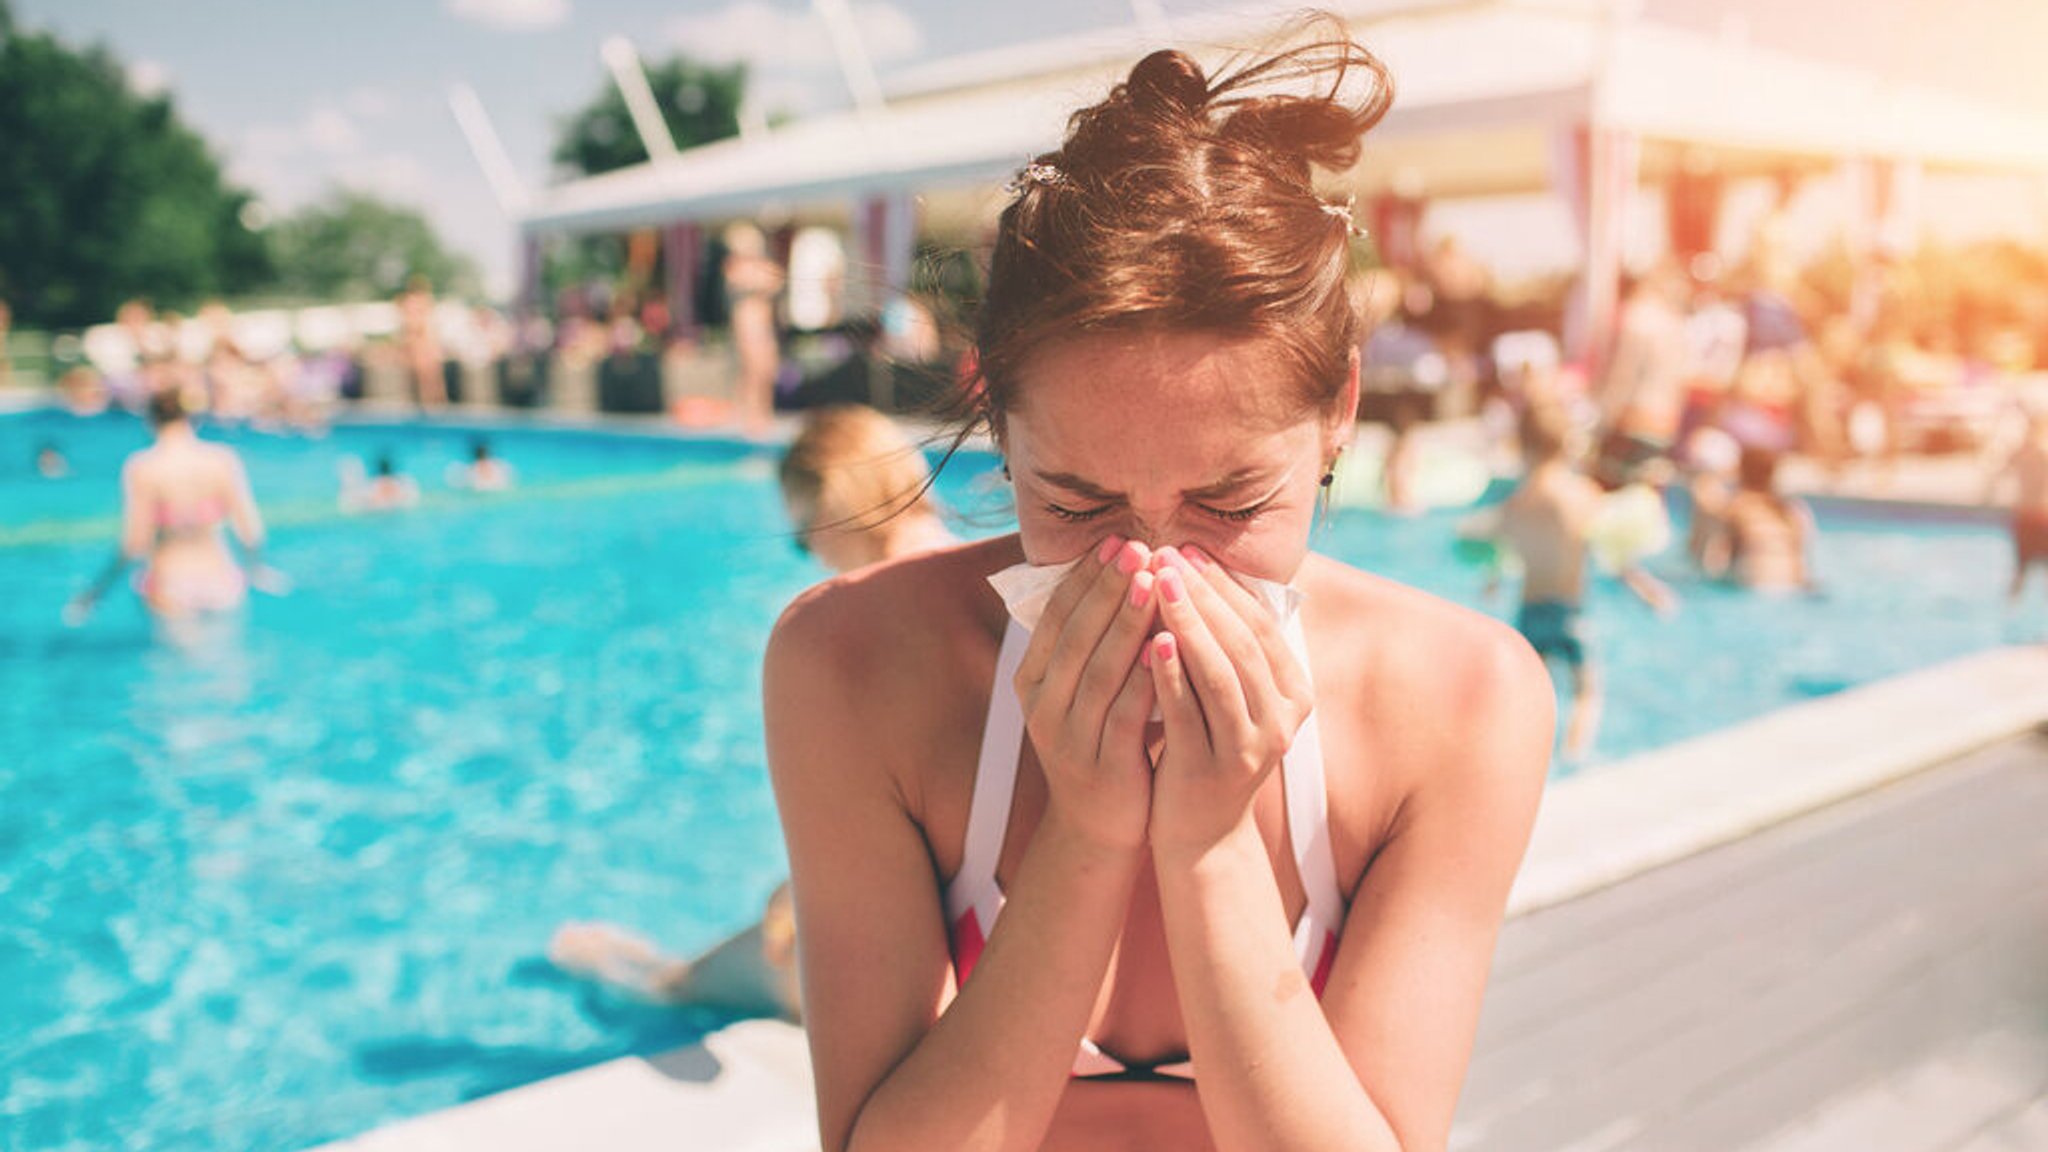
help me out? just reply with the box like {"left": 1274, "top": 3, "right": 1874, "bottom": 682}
{"left": 986, "top": 555, "right": 1304, "bottom": 634}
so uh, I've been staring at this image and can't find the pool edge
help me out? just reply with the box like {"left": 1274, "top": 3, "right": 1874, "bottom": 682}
{"left": 1506, "top": 642, "right": 2048, "bottom": 916}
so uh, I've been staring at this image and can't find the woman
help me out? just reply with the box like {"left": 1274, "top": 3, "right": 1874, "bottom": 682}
{"left": 550, "top": 404, "right": 954, "bottom": 1019}
{"left": 723, "top": 221, "right": 786, "bottom": 436}
{"left": 765, "top": 29, "right": 1552, "bottom": 1152}
{"left": 397, "top": 276, "right": 447, "bottom": 409}
{"left": 1702, "top": 445, "right": 1817, "bottom": 593}
{"left": 66, "top": 388, "right": 272, "bottom": 623}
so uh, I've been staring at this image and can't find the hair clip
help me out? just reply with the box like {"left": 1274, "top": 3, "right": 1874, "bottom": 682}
{"left": 1005, "top": 161, "right": 1068, "bottom": 195}
{"left": 1321, "top": 194, "right": 1367, "bottom": 238}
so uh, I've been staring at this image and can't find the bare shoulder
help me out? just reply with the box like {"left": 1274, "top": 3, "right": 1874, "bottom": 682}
{"left": 1300, "top": 554, "right": 1553, "bottom": 794}
{"left": 765, "top": 533, "right": 1018, "bottom": 815}
{"left": 770, "top": 534, "right": 1015, "bottom": 672}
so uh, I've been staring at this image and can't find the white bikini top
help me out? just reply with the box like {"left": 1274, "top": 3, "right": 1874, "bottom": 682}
{"left": 943, "top": 615, "right": 1347, "bottom": 1079}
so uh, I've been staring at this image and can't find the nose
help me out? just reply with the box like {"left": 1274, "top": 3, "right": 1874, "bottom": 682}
{"left": 1125, "top": 510, "right": 1174, "bottom": 551}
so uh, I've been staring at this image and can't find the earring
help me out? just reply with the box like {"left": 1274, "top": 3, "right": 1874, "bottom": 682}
{"left": 1320, "top": 470, "right": 1334, "bottom": 488}
{"left": 1320, "top": 450, "right": 1341, "bottom": 488}
{"left": 1001, "top": 463, "right": 1012, "bottom": 482}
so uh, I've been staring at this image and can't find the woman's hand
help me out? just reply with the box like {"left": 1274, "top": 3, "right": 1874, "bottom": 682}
{"left": 1144, "top": 545, "right": 1315, "bottom": 858}
{"left": 1012, "top": 536, "right": 1162, "bottom": 852}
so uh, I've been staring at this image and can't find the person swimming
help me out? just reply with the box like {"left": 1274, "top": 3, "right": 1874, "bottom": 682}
{"left": 765, "top": 24, "right": 1551, "bottom": 1152}
{"left": 1701, "top": 445, "right": 1818, "bottom": 593}
{"left": 340, "top": 452, "right": 421, "bottom": 514}
{"left": 65, "top": 388, "right": 280, "bottom": 624}
{"left": 36, "top": 440, "right": 69, "bottom": 479}
{"left": 547, "top": 404, "right": 955, "bottom": 1019}
{"left": 453, "top": 436, "right": 515, "bottom": 492}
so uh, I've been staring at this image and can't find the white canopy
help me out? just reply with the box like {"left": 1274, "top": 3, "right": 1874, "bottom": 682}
{"left": 516, "top": 0, "right": 2048, "bottom": 238}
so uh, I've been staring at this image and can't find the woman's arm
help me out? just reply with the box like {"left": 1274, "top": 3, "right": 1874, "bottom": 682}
{"left": 68, "top": 460, "right": 152, "bottom": 621}
{"left": 223, "top": 452, "right": 266, "bottom": 554}
{"left": 766, "top": 553, "right": 1156, "bottom": 1152}
{"left": 1148, "top": 551, "right": 1552, "bottom": 1151}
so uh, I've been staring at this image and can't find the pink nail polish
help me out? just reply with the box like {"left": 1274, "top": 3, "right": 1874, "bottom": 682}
{"left": 1128, "top": 571, "right": 1153, "bottom": 608}
{"left": 1183, "top": 546, "right": 1211, "bottom": 569}
{"left": 1159, "top": 567, "right": 1185, "bottom": 604}
{"left": 1139, "top": 642, "right": 1152, "bottom": 668}
{"left": 1096, "top": 536, "right": 1123, "bottom": 564}
{"left": 1116, "top": 541, "right": 1146, "bottom": 576}
{"left": 1155, "top": 633, "right": 1177, "bottom": 664}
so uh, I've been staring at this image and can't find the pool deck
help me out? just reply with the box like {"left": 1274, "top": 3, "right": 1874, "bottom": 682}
{"left": 311, "top": 641, "right": 2048, "bottom": 1152}
{"left": 1457, "top": 730, "right": 2048, "bottom": 1152}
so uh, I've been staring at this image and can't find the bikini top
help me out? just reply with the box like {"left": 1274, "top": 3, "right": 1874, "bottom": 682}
{"left": 156, "top": 495, "right": 227, "bottom": 535}
{"left": 943, "top": 615, "right": 1347, "bottom": 1081}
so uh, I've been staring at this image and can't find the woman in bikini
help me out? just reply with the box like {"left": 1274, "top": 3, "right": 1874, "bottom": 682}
{"left": 66, "top": 388, "right": 275, "bottom": 624}
{"left": 766, "top": 25, "right": 1552, "bottom": 1152}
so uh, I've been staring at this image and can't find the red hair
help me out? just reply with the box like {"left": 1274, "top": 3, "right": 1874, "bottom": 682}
{"left": 973, "top": 17, "right": 1393, "bottom": 421}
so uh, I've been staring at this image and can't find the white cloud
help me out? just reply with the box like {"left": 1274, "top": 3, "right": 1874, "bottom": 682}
{"left": 344, "top": 86, "right": 398, "bottom": 119}
{"left": 445, "top": 0, "right": 571, "bottom": 32}
{"left": 666, "top": 0, "right": 923, "bottom": 70}
{"left": 304, "top": 109, "right": 363, "bottom": 155}
{"left": 127, "top": 59, "right": 171, "bottom": 98}
{"left": 242, "top": 106, "right": 363, "bottom": 159}
{"left": 343, "top": 153, "right": 432, "bottom": 202}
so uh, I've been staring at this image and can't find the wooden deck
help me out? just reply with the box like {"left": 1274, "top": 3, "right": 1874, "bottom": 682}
{"left": 1455, "top": 732, "right": 2048, "bottom": 1152}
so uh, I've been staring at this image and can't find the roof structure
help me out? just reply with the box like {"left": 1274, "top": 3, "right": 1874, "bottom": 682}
{"left": 514, "top": 0, "right": 2048, "bottom": 237}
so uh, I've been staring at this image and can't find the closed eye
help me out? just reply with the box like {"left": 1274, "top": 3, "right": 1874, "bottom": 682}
{"left": 1045, "top": 502, "right": 1112, "bottom": 522}
{"left": 1202, "top": 498, "right": 1272, "bottom": 523}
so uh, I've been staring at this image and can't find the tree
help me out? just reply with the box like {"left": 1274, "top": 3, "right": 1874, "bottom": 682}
{"left": 0, "top": 15, "right": 272, "bottom": 327}
{"left": 265, "top": 190, "right": 477, "bottom": 302}
{"left": 552, "top": 55, "right": 748, "bottom": 178}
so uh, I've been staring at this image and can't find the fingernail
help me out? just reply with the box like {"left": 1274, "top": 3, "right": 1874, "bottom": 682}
{"left": 1128, "top": 570, "right": 1153, "bottom": 609}
{"left": 1139, "top": 641, "right": 1152, "bottom": 668}
{"left": 1096, "top": 536, "right": 1124, "bottom": 565}
{"left": 1155, "top": 545, "right": 1183, "bottom": 571}
{"left": 1154, "top": 633, "right": 1177, "bottom": 664}
{"left": 1159, "top": 567, "right": 1186, "bottom": 604}
{"left": 1183, "top": 546, "right": 1211, "bottom": 569}
{"left": 1116, "top": 541, "right": 1147, "bottom": 576}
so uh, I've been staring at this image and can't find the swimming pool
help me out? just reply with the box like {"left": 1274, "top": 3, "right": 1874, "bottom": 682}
{"left": 1, "top": 407, "right": 2035, "bottom": 1151}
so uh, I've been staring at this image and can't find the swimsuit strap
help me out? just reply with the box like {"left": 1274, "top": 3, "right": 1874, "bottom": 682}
{"left": 1280, "top": 613, "right": 1346, "bottom": 982}
{"left": 946, "top": 618, "right": 1029, "bottom": 927}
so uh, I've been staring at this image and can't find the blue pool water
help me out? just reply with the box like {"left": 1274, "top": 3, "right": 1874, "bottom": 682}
{"left": 0, "top": 407, "right": 2036, "bottom": 1151}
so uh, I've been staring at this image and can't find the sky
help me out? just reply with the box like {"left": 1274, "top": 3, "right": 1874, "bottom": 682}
{"left": 13, "top": 0, "right": 2048, "bottom": 299}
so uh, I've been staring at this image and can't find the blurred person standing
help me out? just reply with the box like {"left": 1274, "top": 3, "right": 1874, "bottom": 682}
{"left": 1744, "top": 231, "right": 1845, "bottom": 471}
{"left": 66, "top": 388, "right": 278, "bottom": 624}
{"left": 397, "top": 276, "right": 447, "bottom": 408}
{"left": 1594, "top": 265, "right": 1689, "bottom": 483}
{"left": 1490, "top": 403, "right": 1674, "bottom": 758}
{"left": 1986, "top": 406, "right": 2048, "bottom": 608}
{"left": 723, "top": 222, "right": 785, "bottom": 436}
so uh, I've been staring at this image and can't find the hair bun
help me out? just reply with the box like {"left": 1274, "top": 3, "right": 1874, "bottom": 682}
{"left": 1126, "top": 50, "right": 1210, "bottom": 118}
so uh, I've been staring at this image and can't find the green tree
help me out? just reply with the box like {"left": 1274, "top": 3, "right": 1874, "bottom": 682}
{"left": 0, "top": 13, "right": 272, "bottom": 326}
{"left": 265, "top": 190, "right": 477, "bottom": 302}
{"left": 553, "top": 55, "right": 747, "bottom": 178}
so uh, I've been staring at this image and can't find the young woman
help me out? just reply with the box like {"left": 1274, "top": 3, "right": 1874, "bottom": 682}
{"left": 1702, "top": 445, "right": 1818, "bottom": 594}
{"left": 765, "top": 29, "right": 1552, "bottom": 1152}
{"left": 66, "top": 387, "right": 275, "bottom": 624}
